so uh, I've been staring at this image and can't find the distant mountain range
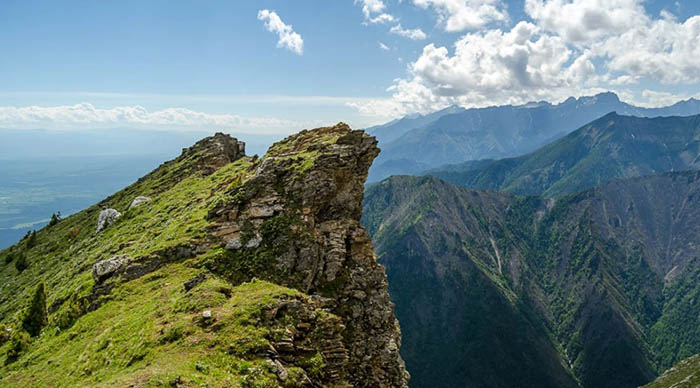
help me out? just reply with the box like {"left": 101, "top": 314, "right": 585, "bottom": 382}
{"left": 365, "top": 92, "right": 700, "bottom": 183}
{"left": 363, "top": 171, "right": 700, "bottom": 388}
{"left": 429, "top": 113, "right": 700, "bottom": 196}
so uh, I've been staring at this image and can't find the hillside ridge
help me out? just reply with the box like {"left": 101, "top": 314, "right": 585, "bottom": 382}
{"left": 0, "top": 123, "right": 409, "bottom": 388}
{"left": 428, "top": 112, "right": 700, "bottom": 196}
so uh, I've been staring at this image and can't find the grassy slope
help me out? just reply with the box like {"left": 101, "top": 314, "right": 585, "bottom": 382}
{"left": 0, "top": 135, "right": 339, "bottom": 387}
{"left": 643, "top": 354, "right": 700, "bottom": 388}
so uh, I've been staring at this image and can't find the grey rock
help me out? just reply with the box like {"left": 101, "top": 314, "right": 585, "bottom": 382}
{"left": 245, "top": 235, "right": 262, "bottom": 249}
{"left": 208, "top": 124, "right": 410, "bottom": 388}
{"left": 92, "top": 254, "right": 130, "bottom": 283}
{"left": 224, "top": 237, "right": 243, "bottom": 250}
{"left": 183, "top": 273, "right": 206, "bottom": 292}
{"left": 128, "top": 196, "right": 152, "bottom": 209}
{"left": 96, "top": 208, "right": 121, "bottom": 233}
{"left": 224, "top": 234, "right": 262, "bottom": 250}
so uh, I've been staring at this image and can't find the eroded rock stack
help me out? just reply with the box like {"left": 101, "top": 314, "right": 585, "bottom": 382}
{"left": 207, "top": 123, "right": 410, "bottom": 388}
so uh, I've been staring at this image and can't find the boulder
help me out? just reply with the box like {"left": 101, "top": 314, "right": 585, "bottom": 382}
{"left": 92, "top": 254, "right": 130, "bottom": 283}
{"left": 128, "top": 196, "right": 152, "bottom": 209}
{"left": 224, "top": 234, "right": 262, "bottom": 250}
{"left": 96, "top": 208, "right": 121, "bottom": 233}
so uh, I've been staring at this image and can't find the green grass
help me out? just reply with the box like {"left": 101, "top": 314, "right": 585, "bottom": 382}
{"left": 0, "top": 261, "right": 309, "bottom": 387}
{"left": 643, "top": 354, "right": 700, "bottom": 388}
{"left": 0, "top": 128, "right": 356, "bottom": 387}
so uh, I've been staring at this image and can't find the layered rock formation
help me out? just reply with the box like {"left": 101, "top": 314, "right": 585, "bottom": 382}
{"left": 0, "top": 124, "right": 408, "bottom": 388}
{"left": 206, "top": 124, "right": 409, "bottom": 388}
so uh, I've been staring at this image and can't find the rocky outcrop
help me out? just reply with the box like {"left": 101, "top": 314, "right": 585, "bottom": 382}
{"left": 95, "top": 208, "right": 121, "bottom": 233}
{"left": 207, "top": 123, "right": 409, "bottom": 388}
{"left": 92, "top": 254, "right": 130, "bottom": 283}
{"left": 92, "top": 246, "right": 195, "bottom": 285}
{"left": 128, "top": 196, "right": 152, "bottom": 209}
{"left": 261, "top": 296, "right": 351, "bottom": 387}
{"left": 180, "top": 132, "right": 246, "bottom": 175}
{"left": 0, "top": 126, "right": 407, "bottom": 387}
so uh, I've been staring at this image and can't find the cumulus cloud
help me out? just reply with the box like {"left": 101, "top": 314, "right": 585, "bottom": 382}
{"left": 525, "top": 0, "right": 647, "bottom": 45}
{"left": 390, "top": 24, "right": 428, "bottom": 40}
{"left": 599, "top": 14, "right": 700, "bottom": 84}
{"left": 356, "top": 0, "right": 396, "bottom": 23}
{"left": 525, "top": 0, "right": 700, "bottom": 84}
{"left": 350, "top": 0, "right": 700, "bottom": 118}
{"left": 257, "top": 10, "right": 304, "bottom": 55}
{"left": 413, "top": 0, "right": 509, "bottom": 31}
{"left": 0, "top": 103, "right": 297, "bottom": 133}
{"left": 351, "top": 21, "right": 603, "bottom": 116}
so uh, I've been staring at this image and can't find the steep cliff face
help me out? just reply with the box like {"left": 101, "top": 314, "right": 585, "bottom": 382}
{"left": 206, "top": 124, "right": 409, "bottom": 388}
{"left": 0, "top": 124, "right": 408, "bottom": 388}
{"left": 363, "top": 171, "right": 700, "bottom": 388}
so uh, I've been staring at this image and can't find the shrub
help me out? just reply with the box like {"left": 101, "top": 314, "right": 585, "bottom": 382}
{"left": 69, "top": 227, "right": 80, "bottom": 240}
{"left": 26, "top": 230, "right": 37, "bottom": 249}
{"left": 4, "top": 331, "right": 31, "bottom": 364}
{"left": 15, "top": 252, "right": 28, "bottom": 272}
{"left": 48, "top": 212, "right": 61, "bottom": 227}
{"left": 54, "top": 296, "right": 89, "bottom": 330}
{"left": 0, "top": 324, "right": 10, "bottom": 346}
{"left": 21, "top": 281, "right": 48, "bottom": 337}
{"left": 3, "top": 252, "right": 14, "bottom": 265}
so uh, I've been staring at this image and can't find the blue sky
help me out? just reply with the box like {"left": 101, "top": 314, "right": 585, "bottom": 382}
{"left": 1, "top": 0, "right": 699, "bottom": 134}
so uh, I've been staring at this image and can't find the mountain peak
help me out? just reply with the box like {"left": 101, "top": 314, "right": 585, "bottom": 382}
{"left": 579, "top": 91, "right": 620, "bottom": 105}
{"left": 180, "top": 131, "right": 246, "bottom": 169}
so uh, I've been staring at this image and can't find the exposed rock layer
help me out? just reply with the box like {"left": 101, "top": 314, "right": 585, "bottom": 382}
{"left": 0, "top": 124, "right": 408, "bottom": 387}
{"left": 208, "top": 124, "right": 409, "bottom": 388}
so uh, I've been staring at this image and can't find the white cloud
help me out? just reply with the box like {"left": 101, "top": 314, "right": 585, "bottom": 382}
{"left": 369, "top": 13, "right": 397, "bottom": 24}
{"left": 0, "top": 103, "right": 298, "bottom": 133}
{"left": 525, "top": 0, "right": 647, "bottom": 45}
{"left": 378, "top": 41, "right": 390, "bottom": 50}
{"left": 257, "top": 10, "right": 304, "bottom": 55}
{"left": 525, "top": 0, "right": 700, "bottom": 84}
{"left": 390, "top": 24, "right": 428, "bottom": 40}
{"left": 350, "top": 0, "right": 700, "bottom": 119}
{"left": 354, "top": 0, "right": 426, "bottom": 43}
{"left": 617, "top": 89, "right": 700, "bottom": 108}
{"left": 413, "top": 0, "right": 509, "bottom": 31}
{"left": 599, "top": 14, "right": 700, "bottom": 84}
{"left": 356, "top": 0, "right": 396, "bottom": 23}
{"left": 352, "top": 21, "right": 602, "bottom": 116}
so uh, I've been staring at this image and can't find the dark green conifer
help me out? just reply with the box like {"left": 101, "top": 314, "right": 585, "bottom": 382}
{"left": 14, "top": 252, "right": 27, "bottom": 272}
{"left": 5, "top": 331, "right": 31, "bottom": 363}
{"left": 21, "top": 281, "right": 48, "bottom": 337}
{"left": 26, "top": 230, "right": 37, "bottom": 249}
{"left": 48, "top": 212, "right": 61, "bottom": 227}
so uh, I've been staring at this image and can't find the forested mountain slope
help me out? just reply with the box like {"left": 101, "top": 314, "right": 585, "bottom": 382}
{"left": 430, "top": 113, "right": 700, "bottom": 197}
{"left": 363, "top": 172, "right": 700, "bottom": 388}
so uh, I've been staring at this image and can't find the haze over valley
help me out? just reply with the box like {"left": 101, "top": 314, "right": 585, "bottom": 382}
{"left": 2, "top": 1, "right": 700, "bottom": 388}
